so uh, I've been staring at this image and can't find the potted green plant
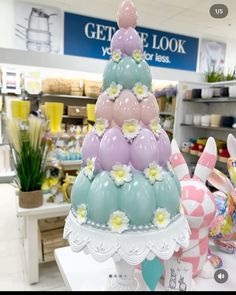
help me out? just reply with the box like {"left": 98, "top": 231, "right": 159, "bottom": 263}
{"left": 205, "top": 67, "right": 224, "bottom": 83}
{"left": 6, "top": 116, "right": 48, "bottom": 208}
{"left": 224, "top": 69, "right": 236, "bottom": 81}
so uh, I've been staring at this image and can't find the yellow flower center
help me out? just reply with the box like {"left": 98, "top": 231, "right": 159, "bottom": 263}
{"left": 136, "top": 86, "right": 144, "bottom": 95}
{"left": 117, "top": 169, "right": 125, "bottom": 178}
{"left": 113, "top": 216, "right": 123, "bottom": 226}
{"left": 97, "top": 123, "right": 104, "bottom": 131}
{"left": 150, "top": 168, "right": 157, "bottom": 177}
{"left": 78, "top": 208, "right": 86, "bottom": 218}
{"left": 87, "top": 162, "right": 94, "bottom": 171}
{"left": 157, "top": 213, "right": 165, "bottom": 223}
{"left": 128, "top": 125, "right": 135, "bottom": 133}
{"left": 111, "top": 87, "right": 117, "bottom": 95}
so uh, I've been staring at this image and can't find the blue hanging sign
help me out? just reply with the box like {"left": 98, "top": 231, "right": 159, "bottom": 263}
{"left": 64, "top": 12, "right": 199, "bottom": 72}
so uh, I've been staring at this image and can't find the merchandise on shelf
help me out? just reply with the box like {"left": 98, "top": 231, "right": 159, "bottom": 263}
{"left": 67, "top": 105, "right": 87, "bottom": 118}
{"left": 84, "top": 80, "right": 102, "bottom": 97}
{"left": 24, "top": 71, "right": 42, "bottom": 95}
{"left": 1, "top": 67, "right": 22, "bottom": 95}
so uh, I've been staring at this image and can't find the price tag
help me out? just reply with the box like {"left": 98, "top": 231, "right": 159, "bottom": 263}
{"left": 164, "top": 257, "right": 192, "bottom": 291}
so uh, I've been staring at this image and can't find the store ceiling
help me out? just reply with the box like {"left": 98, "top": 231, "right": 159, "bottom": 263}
{"left": 21, "top": 0, "right": 236, "bottom": 41}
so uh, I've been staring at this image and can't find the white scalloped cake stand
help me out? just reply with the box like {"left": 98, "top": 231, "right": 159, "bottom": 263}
{"left": 64, "top": 211, "right": 190, "bottom": 291}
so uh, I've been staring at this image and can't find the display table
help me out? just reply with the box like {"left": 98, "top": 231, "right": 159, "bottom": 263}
{"left": 55, "top": 246, "right": 236, "bottom": 291}
{"left": 16, "top": 194, "right": 71, "bottom": 284}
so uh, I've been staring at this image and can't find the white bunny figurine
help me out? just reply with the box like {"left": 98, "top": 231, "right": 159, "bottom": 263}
{"left": 170, "top": 137, "right": 217, "bottom": 278}
{"left": 207, "top": 134, "right": 236, "bottom": 254}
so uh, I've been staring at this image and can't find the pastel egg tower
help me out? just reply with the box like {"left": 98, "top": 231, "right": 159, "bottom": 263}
{"left": 71, "top": 0, "right": 181, "bottom": 234}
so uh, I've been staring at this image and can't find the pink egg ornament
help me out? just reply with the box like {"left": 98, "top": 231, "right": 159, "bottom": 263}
{"left": 111, "top": 28, "right": 126, "bottom": 53}
{"left": 113, "top": 90, "right": 140, "bottom": 126}
{"left": 156, "top": 129, "right": 171, "bottom": 166}
{"left": 95, "top": 92, "right": 114, "bottom": 122}
{"left": 99, "top": 127, "right": 130, "bottom": 171}
{"left": 140, "top": 94, "right": 159, "bottom": 125}
{"left": 82, "top": 128, "right": 101, "bottom": 170}
{"left": 130, "top": 128, "right": 159, "bottom": 171}
{"left": 117, "top": 0, "right": 137, "bottom": 29}
{"left": 123, "top": 28, "right": 143, "bottom": 56}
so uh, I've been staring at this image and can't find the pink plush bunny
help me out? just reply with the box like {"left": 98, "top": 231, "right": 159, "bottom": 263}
{"left": 170, "top": 137, "right": 217, "bottom": 278}
{"left": 207, "top": 134, "right": 236, "bottom": 255}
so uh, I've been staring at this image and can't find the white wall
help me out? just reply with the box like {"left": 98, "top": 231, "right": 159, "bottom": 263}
{"left": 0, "top": 0, "right": 15, "bottom": 49}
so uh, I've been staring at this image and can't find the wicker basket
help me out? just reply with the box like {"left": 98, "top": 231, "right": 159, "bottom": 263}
{"left": 84, "top": 80, "right": 102, "bottom": 97}
{"left": 68, "top": 106, "right": 87, "bottom": 118}
{"left": 70, "top": 79, "right": 84, "bottom": 96}
{"left": 42, "top": 78, "right": 71, "bottom": 95}
{"left": 18, "top": 190, "right": 43, "bottom": 209}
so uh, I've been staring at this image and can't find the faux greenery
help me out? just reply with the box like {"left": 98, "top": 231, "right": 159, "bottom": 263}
{"left": 7, "top": 116, "right": 48, "bottom": 192}
{"left": 205, "top": 66, "right": 236, "bottom": 82}
{"left": 205, "top": 67, "right": 224, "bottom": 82}
{"left": 224, "top": 69, "right": 236, "bottom": 81}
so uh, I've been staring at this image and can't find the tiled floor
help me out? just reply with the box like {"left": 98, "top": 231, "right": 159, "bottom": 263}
{"left": 0, "top": 184, "right": 67, "bottom": 291}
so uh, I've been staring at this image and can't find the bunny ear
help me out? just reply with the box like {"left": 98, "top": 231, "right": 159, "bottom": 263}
{"left": 193, "top": 137, "right": 217, "bottom": 183}
{"left": 207, "top": 168, "right": 234, "bottom": 194}
{"left": 227, "top": 134, "right": 236, "bottom": 158}
{"left": 170, "top": 139, "right": 190, "bottom": 181}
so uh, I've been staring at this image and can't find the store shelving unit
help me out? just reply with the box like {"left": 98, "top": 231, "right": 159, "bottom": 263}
{"left": 181, "top": 150, "right": 228, "bottom": 164}
{"left": 40, "top": 93, "right": 97, "bottom": 106}
{"left": 181, "top": 123, "right": 236, "bottom": 132}
{"left": 160, "top": 111, "right": 174, "bottom": 116}
{"left": 174, "top": 80, "right": 236, "bottom": 171}
{"left": 183, "top": 97, "right": 236, "bottom": 103}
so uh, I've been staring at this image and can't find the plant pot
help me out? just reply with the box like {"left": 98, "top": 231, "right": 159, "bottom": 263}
{"left": 220, "top": 87, "right": 229, "bottom": 97}
{"left": 213, "top": 87, "right": 221, "bottom": 97}
{"left": 19, "top": 190, "right": 43, "bottom": 209}
{"left": 221, "top": 116, "right": 234, "bottom": 127}
{"left": 201, "top": 88, "right": 213, "bottom": 99}
{"left": 229, "top": 86, "right": 236, "bottom": 98}
{"left": 192, "top": 89, "right": 201, "bottom": 99}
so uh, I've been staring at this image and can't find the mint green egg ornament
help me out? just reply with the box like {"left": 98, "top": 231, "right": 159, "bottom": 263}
{"left": 103, "top": 61, "right": 118, "bottom": 90}
{"left": 71, "top": 169, "right": 91, "bottom": 211}
{"left": 87, "top": 171, "right": 119, "bottom": 225}
{"left": 137, "top": 60, "right": 152, "bottom": 90}
{"left": 120, "top": 173, "right": 155, "bottom": 226}
{"left": 153, "top": 171, "right": 180, "bottom": 218}
{"left": 116, "top": 56, "right": 139, "bottom": 89}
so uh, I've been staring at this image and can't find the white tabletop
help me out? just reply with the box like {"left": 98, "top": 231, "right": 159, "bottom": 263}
{"left": 16, "top": 194, "right": 71, "bottom": 217}
{"left": 55, "top": 246, "right": 236, "bottom": 291}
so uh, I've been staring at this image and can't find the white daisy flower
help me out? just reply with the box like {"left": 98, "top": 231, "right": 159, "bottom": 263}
{"left": 112, "top": 50, "right": 122, "bottom": 63}
{"left": 153, "top": 208, "right": 171, "bottom": 229}
{"left": 122, "top": 119, "right": 141, "bottom": 141}
{"left": 108, "top": 211, "right": 129, "bottom": 234}
{"left": 77, "top": 204, "right": 87, "bottom": 224}
{"left": 110, "top": 165, "right": 132, "bottom": 186}
{"left": 132, "top": 50, "right": 143, "bottom": 63}
{"left": 132, "top": 82, "right": 149, "bottom": 101}
{"left": 144, "top": 162, "right": 163, "bottom": 184}
{"left": 95, "top": 118, "right": 109, "bottom": 137}
{"left": 83, "top": 157, "right": 96, "bottom": 180}
{"left": 149, "top": 118, "right": 162, "bottom": 137}
{"left": 106, "top": 82, "right": 123, "bottom": 101}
